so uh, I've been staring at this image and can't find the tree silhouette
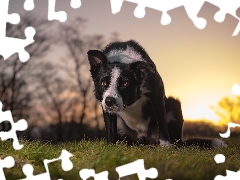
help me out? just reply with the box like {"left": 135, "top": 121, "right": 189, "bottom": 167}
{"left": 0, "top": 15, "right": 118, "bottom": 141}
{"left": 211, "top": 96, "right": 240, "bottom": 124}
{"left": 58, "top": 18, "right": 107, "bottom": 135}
{"left": 0, "top": 15, "right": 53, "bottom": 131}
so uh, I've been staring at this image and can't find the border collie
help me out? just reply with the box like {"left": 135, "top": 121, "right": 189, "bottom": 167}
{"left": 87, "top": 40, "right": 226, "bottom": 148}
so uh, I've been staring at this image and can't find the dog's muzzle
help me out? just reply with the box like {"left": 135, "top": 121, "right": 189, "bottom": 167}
{"left": 103, "top": 96, "right": 122, "bottom": 111}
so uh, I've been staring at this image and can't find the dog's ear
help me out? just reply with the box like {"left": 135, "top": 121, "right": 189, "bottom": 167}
{"left": 87, "top": 50, "right": 108, "bottom": 79}
{"left": 128, "top": 61, "right": 155, "bottom": 83}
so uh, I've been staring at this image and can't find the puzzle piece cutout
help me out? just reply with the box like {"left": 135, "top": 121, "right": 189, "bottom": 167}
{"left": 219, "top": 122, "right": 240, "bottom": 138}
{"left": 0, "top": 156, "right": 15, "bottom": 180}
{"left": 214, "top": 154, "right": 226, "bottom": 164}
{"left": 110, "top": 0, "right": 207, "bottom": 29}
{"left": 19, "top": 149, "right": 73, "bottom": 180}
{"left": 71, "top": 0, "right": 82, "bottom": 9}
{"left": 0, "top": 0, "right": 82, "bottom": 61}
{"left": 207, "top": 0, "right": 240, "bottom": 36}
{"left": 232, "top": 83, "right": 240, "bottom": 95}
{"left": 0, "top": 0, "right": 35, "bottom": 62}
{"left": 215, "top": 170, "right": 240, "bottom": 180}
{"left": 110, "top": 0, "right": 240, "bottom": 36}
{"left": 115, "top": 159, "right": 158, "bottom": 180}
{"left": 213, "top": 85, "right": 240, "bottom": 180}
{"left": 0, "top": 102, "right": 28, "bottom": 150}
{"left": 214, "top": 150, "right": 240, "bottom": 180}
{"left": 24, "top": 0, "right": 82, "bottom": 21}
{"left": 79, "top": 169, "right": 109, "bottom": 180}
{"left": 24, "top": 0, "right": 35, "bottom": 11}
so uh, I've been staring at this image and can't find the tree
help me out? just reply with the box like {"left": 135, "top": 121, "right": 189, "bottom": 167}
{"left": 58, "top": 18, "right": 107, "bottom": 135}
{"left": 211, "top": 96, "right": 240, "bottom": 124}
{"left": 34, "top": 62, "right": 81, "bottom": 141}
{"left": 0, "top": 15, "right": 53, "bottom": 131}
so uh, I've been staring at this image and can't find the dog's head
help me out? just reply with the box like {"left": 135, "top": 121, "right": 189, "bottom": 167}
{"left": 87, "top": 43, "right": 155, "bottom": 113}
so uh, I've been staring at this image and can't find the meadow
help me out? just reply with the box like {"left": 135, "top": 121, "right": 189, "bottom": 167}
{"left": 1, "top": 136, "right": 240, "bottom": 180}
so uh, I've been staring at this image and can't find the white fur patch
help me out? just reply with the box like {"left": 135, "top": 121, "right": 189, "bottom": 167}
{"left": 102, "top": 67, "right": 123, "bottom": 111}
{"left": 211, "top": 138, "right": 227, "bottom": 149}
{"left": 107, "top": 45, "right": 145, "bottom": 64}
{"left": 159, "top": 139, "right": 171, "bottom": 147}
{"left": 116, "top": 95, "right": 150, "bottom": 132}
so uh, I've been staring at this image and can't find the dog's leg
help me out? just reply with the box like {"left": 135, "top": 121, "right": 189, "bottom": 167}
{"left": 103, "top": 112, "right": 117, "bottom": 144}
{"left": 158, "top": 95, "right": 170, "bottom": 146}
{"left": 149, "top": 84, "right": 170, "bottom": 146}
{"left": 165, "top": 97, "right": 184, "bottom": 145}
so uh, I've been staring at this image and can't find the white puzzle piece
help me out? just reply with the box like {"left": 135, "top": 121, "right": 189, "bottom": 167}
{"left": 0, "top": 102, "right": 28, "bottom": 150}
{"left": 219, "top": 122, "right": 240, "bottom": 138}
{"left": 215, "top": 170, "right": 240, "bottom": 180}
{"left": 110, "top": 0, "right": 240, "bottom": 36}
{"left": 116, "top": 159, "right": 158, "bottom": 180}
{"left": 79, "top": 169, "right": 109, "bottom": 180}
{"left": 0, "top": 0, "right": 35, "bottom": 62}
{"left": 232, "top": 83, "right": 240, "bottom": 95}
{"left": 71, "top": 0, "right": 82, "bottom": 9}
{"left": 19, "top": 149, "right": 73, "bottom": 180}
{"left": 0, "top": 156, "right": 15, "bottom": 180}
{"left": 0, "top": 0, "right": 83, "bottom": 61}
{"left": 214, "top": 154, "right": 226, "bottom": 164}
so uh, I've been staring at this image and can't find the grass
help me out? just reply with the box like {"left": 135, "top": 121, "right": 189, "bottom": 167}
{"left": 1, "top": 137, "right": 240, "bottom": 180}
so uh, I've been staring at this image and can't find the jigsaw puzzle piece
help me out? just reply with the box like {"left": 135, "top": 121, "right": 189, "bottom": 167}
{"left": 79, "top": 169, "right": 109, "bottom": 180}
{"left": 0, "top": 156, "right": 15, "bottom": 180}
{"left": 24, "top": 0, "right": 35, "bottom": 11}
{"left": 233, "top": 21, "right": 240, "bottom": 36}
{"left": 110, "top": 0, "right": 206, "bottom": 27}
{"left": 70, "top": 0, "right": 81, "bottom": 9}
{"left": 219, "top": 122, "right": 240, "bottom": 138}
{"left": 110, "top": 0, "right": 184, "bottom": 25}
{"left": 116, "top": 159, "right": 158, "bottom": 180}
{"left": 215, "top": 170, "right": 240, "bottom": 180}
{"left": 0, "top": 26, "right": 36, "bottom": 62}
{"left": 54, "top": 149, "right": 74, "bottom": 171}
{"left": 24, "top": 0, "right": 82, "bottom": 20}
{"left": 0, "top": 102, "right": 28, "bottom": 150}
{"left": 20, "top": 150, "right": 73, "bottom": 180}
{"left": 110, "top": 0, "right": 124, "bottom": 14}
{"left": 206, "top": 0, "right": 240, "bottom": 36}
{"left": 206, "top": 0, "right": 240, "bottom": 22}
{"left": 232, "top": 83, "right": 240, "bottom": 95}
{"left": 183, "top": 1, "right": 207, "bottom": 29}
{"left": 0, "top": 0, "right": 36, "bottom": 62}
{"left": 20, "top": 164, "right": 50, "bottom": 180}
{"left": 214, "top": 154, "right": 225, "bottom": 164}
{"left": 0, "top": 0, "right": 20, "bottom": 37}
{"left": 48, "top": 0, "right": 67, "bottom": 22}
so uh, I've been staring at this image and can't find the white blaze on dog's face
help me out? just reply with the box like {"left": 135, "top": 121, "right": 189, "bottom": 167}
{"left": 102, "top": 67, "right": 123, "bottom": 112}
{"left": 99, "top": 62, "right": 145, "bottom": 113}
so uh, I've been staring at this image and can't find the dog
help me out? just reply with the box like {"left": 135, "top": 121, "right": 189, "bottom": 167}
{"left": 87, "top": 40, "right": 226, "bottom": 148}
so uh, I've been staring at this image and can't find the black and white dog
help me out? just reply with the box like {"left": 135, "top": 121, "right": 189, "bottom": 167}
{"left": 87, "top": 40, "right": 226, "bottom": 148}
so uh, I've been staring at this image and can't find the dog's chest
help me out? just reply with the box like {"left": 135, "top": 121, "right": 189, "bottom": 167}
{"left": 116, "top": 95, "right": 150, "bottom": 132}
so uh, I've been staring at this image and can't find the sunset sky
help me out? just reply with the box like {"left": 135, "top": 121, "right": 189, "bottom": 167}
{"left": 9, "top": 0, "right": 240, "bottom": 124}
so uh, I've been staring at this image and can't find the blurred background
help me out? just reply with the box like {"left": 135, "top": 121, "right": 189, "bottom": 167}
{"left": 0, "top": 0, "right": 239, "bottom": 142}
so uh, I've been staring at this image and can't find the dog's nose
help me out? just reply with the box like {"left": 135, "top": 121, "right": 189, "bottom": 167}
{"left": 105, "top": 96, "right": 116, "bottom": 107}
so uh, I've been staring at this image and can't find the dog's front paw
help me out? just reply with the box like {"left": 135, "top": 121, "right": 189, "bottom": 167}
{"left": 159, "top": 139, "right": 171, "bottom": 147}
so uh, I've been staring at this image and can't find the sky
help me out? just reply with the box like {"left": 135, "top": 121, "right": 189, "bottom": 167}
{"left": 9, "top": 0, "right": 240, "bottom": 124}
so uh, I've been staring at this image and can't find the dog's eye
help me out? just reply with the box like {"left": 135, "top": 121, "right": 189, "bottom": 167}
{"left": 101, "top": 80, "right": 108, "bottom": 86}
{"left": 121, "top": 80, "right": 129, "bottom": 88}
